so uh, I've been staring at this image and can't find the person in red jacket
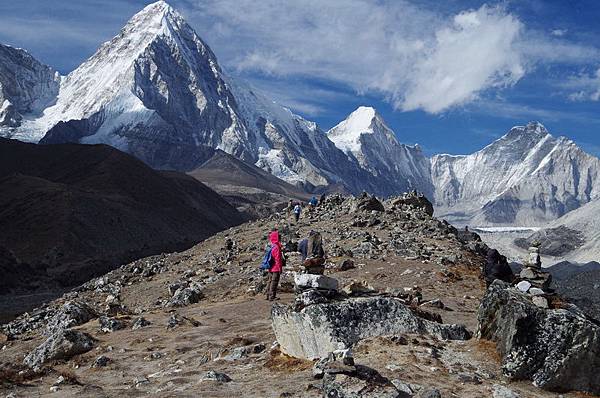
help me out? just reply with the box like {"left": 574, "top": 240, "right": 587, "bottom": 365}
{"left": 266, "top": 230, "right": 284, "bottom": 301}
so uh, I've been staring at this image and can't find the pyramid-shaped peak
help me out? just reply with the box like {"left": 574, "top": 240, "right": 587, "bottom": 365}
{"left": 137, "top": 1, "right": 176, "bottom": 17}
{"left": 331, "top": 106, "right": 389, "bottom": 135}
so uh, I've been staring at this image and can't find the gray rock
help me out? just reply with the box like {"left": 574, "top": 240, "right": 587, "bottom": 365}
{"left": 24, "top": 329, "right": 95, "bottom": 369}
{"left": 478, "top": 281, "right": 600, "bottom": 395}
{"left": 519, "top": 268, "right": 536, "bottom": 279}
{"left": 338, "top": 259, "right": 356, "bottom": 271}
{"left": 294, "top": 273, "right": 338, "bottom": 291}
{"left": 166, "top": 284, "right": 204, "bottom": 307}
{"left": 532, "top": 296, "right": 548, "bottom": 308}
{"left": 131, "top": 317, "right": 151, "bottom": 330}
{"left": 44, "top": 301, "right": 96, "bottom": 335}
{"left": 528, "top": 287, "right": 545, "bottom": 296}
{"left": 492, "top": 384, "right": 520, "bottom": 398}
{"left": 322, "top": 364, "right": 407, "bottom": 398}
{"left": 417, "top": 388, "right": 442, "bottom": 398}
{"left": 272, "top": 296, "right": 471, "bottom": 360}
{"left": 202, "top": 370, "right": 232, "bottom": 382}
{"left": 515, "top": 281, "right": 531, "bottom": 292}
{"left": 91, "top": 355, "right": 111, "bottom": 368}
{"left": 99, "top": 316, "right": 125, "bottom": 333}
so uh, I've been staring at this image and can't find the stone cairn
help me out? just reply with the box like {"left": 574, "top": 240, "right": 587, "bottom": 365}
{"left": 515, "top": 242, "right": 553, "bottom": 308}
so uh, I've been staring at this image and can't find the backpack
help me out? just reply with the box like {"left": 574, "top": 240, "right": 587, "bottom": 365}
{"left": 306, "top": 233, "right": 324, "bottom": 260}
{"left": 260, "top": 244, "right": 274, "bottom": 270}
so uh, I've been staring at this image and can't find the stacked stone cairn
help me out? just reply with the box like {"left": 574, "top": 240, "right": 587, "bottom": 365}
{"left": 514, "top": 243, "right": 552, "bottom": 308}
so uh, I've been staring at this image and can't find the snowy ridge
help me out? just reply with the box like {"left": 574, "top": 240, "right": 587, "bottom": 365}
{"left": 328, "top": 106, "right": 433, "bottom": 197}
{"left": 431, "top": 122, "right": 600, "bottom": 225}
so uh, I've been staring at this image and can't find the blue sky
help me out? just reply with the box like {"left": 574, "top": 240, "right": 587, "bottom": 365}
{"left": 1, "top": 0, "right": 599, "bottom": 156}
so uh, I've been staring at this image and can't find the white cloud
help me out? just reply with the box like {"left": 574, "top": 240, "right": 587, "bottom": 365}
{"left": 564, "top": 69, "right": 600, "bottom": 102}
{"left": 551, "top": 29, "right": 567, "bottom": 37}
{"left": 185, "top": 0, "right": 599, "bottom": 114}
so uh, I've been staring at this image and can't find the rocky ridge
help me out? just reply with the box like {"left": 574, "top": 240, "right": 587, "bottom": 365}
{"left": 1, "top": 192, "right": 597, "bottom": 397}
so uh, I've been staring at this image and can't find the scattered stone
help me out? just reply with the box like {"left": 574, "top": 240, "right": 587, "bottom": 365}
{"left": 342, "top": 280, "right": 377, "bottom": 295}
{"left": 492, "top": 384, "right": 520, "bottom": 398}
{"left": 294, "top": 273, "right": 338, "bottom": 291}
{"left": 131, "top": 317, "right": 151, "bottom": 330}
{"left": 478, "top": 280, "right": 600, "bottom": 395}
{"left": 91, "top": 355, "right": 111, "bottom": 368}
{"left": 99, "top": 316, "right": 125, "bottom": 333}
{"left": 532, "top": 296, "right": 548, "bottom": 308}
{"left": 528, "top": 287, "right": 545, "bottom": 296}
{"left": 351, "top": 193, "right": 385, "bottom": 212}
{"left": 44, "top": 301, "right": 96, "bottom": 335}
{"left": 202, "top": 370, "right": 232, "bottom": 383}
{"left": 519, "top": 268, "right": 536, "bottom": 279}
{"left": 166, "top": 283, "right": 204, "bottom": 307}
{"left": 418, "top": 388, "right": 442, "bottom": 398}
{"left": 338, "top": 258, "right": 355, "bottom": 271}
{"left": 457, "top": 372, "right": 481, "bottom": 384}
{"left": 133, "top": 376, "right": 150, "bottom": 387}
{"left": 24, "top": 329, "right": 95, "bottom": 369}
{"left": 389, "top": 191, "right": 434, "bottom": 216}
{"left": 272, "top": 297, "right": 470, "bottom": 360}
{"left": 515, "top": 281, "right": 531, "bottom": 292}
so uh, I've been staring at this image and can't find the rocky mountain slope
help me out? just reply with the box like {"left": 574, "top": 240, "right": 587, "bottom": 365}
{"left": 1, "top": 193, "right": 598, "bottom": 397}
{"left": 328, "top": 106, "right": 433, "bottom": 197}
{"left": 0, "top": 44, "right": 59, "bottom": 129}
{"left": 0, "top": 138, "right": 244, "bottom": 311}
{"left": 431, "top": 122, "right": 600, "bottom": 226}
{"left": 189, "top": 149, "right": 311, "bottom": 218}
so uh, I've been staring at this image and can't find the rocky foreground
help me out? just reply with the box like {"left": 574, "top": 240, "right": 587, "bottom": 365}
{"left": 1, "top": 193, "right": 599, "bottom": 397}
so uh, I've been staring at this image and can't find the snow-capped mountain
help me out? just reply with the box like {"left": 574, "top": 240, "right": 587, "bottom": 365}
{"left": 431, "top": 122, "right": 600, "bottom": 225}
{"left": 0, "top": 44, "right": 59, "bottom": 130}
{"left": 0, "top": 1, "right": 373, "bottom": 192}
{"left": 328, "top": 106, "right": 433, "bottom": 197}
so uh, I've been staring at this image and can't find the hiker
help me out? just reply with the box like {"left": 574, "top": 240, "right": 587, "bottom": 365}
{"left": 298, "top": 230, "right": 325, "bottom": 274}
{"left": 265, "top": 230, "right": 285, "bottom": 301}
{"left": 293, "top": 203, "right": 302, "bottom": 222}
{"left": 309, "top": 196, "right": 318, "bottom": 209}
{"left": 483, "top": 248, "right": 514, "bottom": 287}
{"left": 286, "top": 199, "right": 294, "bottom": 215}
{"left": 319, "top": 193, "right": 327, "bottom": 204}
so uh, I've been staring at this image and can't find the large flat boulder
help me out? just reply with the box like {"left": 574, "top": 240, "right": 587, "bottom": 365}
{"left": 477, "top": 280, "right": 600, "bottom": 395}
{"left": 294, "top": 273, "right": 339, "bottom": 291}
{"left": 272, "top": 297, "right": 470, "bottom": 360}
{"left": 24, "top": 329, "right": 95, "bottom": 370}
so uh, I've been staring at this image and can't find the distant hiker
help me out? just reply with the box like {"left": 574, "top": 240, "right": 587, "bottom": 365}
{"left": 286, "top": 199, "right": 294, "bottom": 215}
{"left": 264, "top": 230, "right": 285, "bottom": 301}
{"left": 484, "top": 248, "right": 514, "bottom": 287}
{"left": 319, "top": 193, "right": 327, "bottom": 204}
{"left": 298, "top": 230, "right": 325, "bottom": 274}
{"left": 309, "top": 196, "right": 318, "bottom": 209}
{"left": 293, "top": 203, "right": 302, "bottom": 222}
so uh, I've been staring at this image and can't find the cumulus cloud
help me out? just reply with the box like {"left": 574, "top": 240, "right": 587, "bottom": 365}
{"left": 188, "top": 1, "right": 530, "bottom": 114}
{"left": 551, "top": 29, "right": 567, "bottom": 37}
{"left": 185, "top": 1, "right": 600, "bottom": 114}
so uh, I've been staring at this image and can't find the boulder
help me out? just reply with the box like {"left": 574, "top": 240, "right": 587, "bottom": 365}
{"left": 166, "top": 284, "right": 204, "bottom": 307}
{"left": 294, "top": 273, "right": 339, "bottom": 291}
{"left": 272, "top": 297, "right": 471, "bottom": 360}
{"left": 24, "top": 329, "right": 95, "bottom": 369}
{"left": 477, "top": 281, "right": 600, "bottom": 395}
{"left": 322, "top": 364, "right": 409, "bottom": 398}
{"left": 44, "top": 301, "right": 96, "bottom": 335}
{"left": 390, "top": 191, "right": 434, "bottom": 217}
{"left": 201, "top": 370, "right": 232, "bottom": 382}
{"left": 352, "top": 193, "right": 385, "bottom": 212}
{"left": 99, "top": 316, "right": 125, "bottom": 333}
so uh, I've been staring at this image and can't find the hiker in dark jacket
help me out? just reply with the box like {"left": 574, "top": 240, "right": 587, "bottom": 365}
{"left": 484, "top": 248, "right": 513, "bottom": 287}
{"left": 298, "top": 230, "right": 325, "bottom": 274}
{"left": 266, "top": 230, "right": 284, "bottom": 301}
{"left": 293, "top": 203, "right": 302, "bottom": 222}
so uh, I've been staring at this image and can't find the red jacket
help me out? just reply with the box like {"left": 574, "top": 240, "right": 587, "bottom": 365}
{"left": 269, "top": 231, "right": 283, "bottom": 273}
